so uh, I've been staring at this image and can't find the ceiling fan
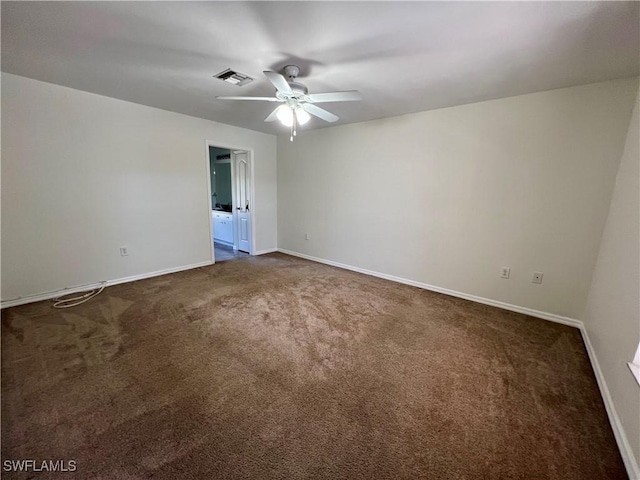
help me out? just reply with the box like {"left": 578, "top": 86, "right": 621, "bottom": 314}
{"left": 216, "top": 65, "right": 362, "bottom": 141}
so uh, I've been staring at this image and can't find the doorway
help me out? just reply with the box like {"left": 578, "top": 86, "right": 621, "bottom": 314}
{"left": 206, "top": 143, "right": 254, "bottom": 263}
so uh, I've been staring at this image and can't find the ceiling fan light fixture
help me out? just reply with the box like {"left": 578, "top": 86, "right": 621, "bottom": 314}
{"left": 276, "top": 105, "right": 294, "bottom": 126}
{"left": 295, "top": 107, "right": 311, "bottom": 125}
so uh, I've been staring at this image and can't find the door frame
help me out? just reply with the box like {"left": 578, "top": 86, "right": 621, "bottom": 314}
{"left": 205, "top": 140, "right": 256, "bottom": 263}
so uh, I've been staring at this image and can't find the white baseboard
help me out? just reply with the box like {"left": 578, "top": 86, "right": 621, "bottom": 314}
{"left": 277, "top": 248, "right": 581, "bottom": 328}
{"left": 277, "top": 248, "right": 638, "bottom": 479}
{"left": 581, "top": 328, "right": 640, "bottom": 479}
{"left": 254, "top": 248, "right": 278, "bottom": 255}
{"left": 0, "top": 260, "right": 213, "bottom": 309}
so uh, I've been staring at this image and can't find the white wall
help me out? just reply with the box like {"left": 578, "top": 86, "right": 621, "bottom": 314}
{"left": 1, "top": 73, "right": 277, "bottom": 302}
{"left": 583, "top": 87, "right": 640, "bottom": 476}
{"left": 278, "top": 78, "right": 638, "bottom": 319}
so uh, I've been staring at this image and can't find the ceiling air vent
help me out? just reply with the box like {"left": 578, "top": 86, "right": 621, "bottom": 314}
{"left": 213, "top": 68, "right": 254, "bottom": 87}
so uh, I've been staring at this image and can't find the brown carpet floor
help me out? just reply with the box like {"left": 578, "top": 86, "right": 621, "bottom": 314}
{"left": 1, "top": 253, "right": 626, "bottom": 479}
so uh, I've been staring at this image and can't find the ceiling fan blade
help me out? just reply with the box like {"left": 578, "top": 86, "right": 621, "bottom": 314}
{"left": 263, "top": 71, "right": 293, "bottom": 95}
{"left": 264, "top": 106, "right": 281, "bottom": 122}
{"left": 306, "top": 91, "right": 362, "bottom": 103}
{"left": 216, "top": 96, "right": 280, "bottom": 101}
{"left": 302, "top": 103, "right": 339, "bottom": 123}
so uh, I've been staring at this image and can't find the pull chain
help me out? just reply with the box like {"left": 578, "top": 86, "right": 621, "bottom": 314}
{"left": 290, "top": 107, "right": 298, "bottom": 142}
{"left": 290, "top": 109, "right": 294, "bottom": 141}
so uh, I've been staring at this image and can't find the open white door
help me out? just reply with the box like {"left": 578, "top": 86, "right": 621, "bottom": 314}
{"left": 233, "top": 151, "right": 251, "bottom": 253}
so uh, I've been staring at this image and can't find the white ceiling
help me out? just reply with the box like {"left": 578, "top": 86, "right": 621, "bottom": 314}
{"left": 2, "top": 1, "right": 638, "bottom": 135}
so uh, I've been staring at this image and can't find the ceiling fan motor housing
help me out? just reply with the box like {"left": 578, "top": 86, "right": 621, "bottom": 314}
{"left": 289, "top": 82, "right": 308, "bottom": 96}
{"left": 275, "top": 82, "right": 308, "bottom": 102}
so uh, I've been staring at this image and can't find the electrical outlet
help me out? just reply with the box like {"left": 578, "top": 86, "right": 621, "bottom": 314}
{"left": 532, "top": 272, "right": 543, "bottom": 284}
{"left": 500, "top": 267, "right": 511, "bottom": 279}
{"left": 120, "top": 246, "right": 129, "bottom": 256}
{"left": 305, "top": 233, "right": 310, "bottom": 240}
